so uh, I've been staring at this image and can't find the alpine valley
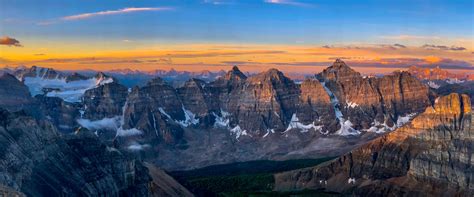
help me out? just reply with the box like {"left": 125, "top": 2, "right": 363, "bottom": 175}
{"left": 0, "top": 60, "right": 473, "bottom": 196}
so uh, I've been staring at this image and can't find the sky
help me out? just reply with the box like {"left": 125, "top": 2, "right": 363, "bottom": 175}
{"left": 0, "top": 0, "right": 473, "bottom": 74}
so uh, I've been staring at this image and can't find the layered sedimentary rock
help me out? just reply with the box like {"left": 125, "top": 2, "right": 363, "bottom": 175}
{"left": 317, "top": 59, "right": 431, "bottom": 132}
{"left": 82, "top": 82, "right": 129, "bottom": 120}
{"left": 225, "top": 68, "right": 300, "bottom": 135}
{"left": 207, "top": 65, "right": 247, "bottom": 110}
{"left": 297, "top": 78, "right": 338, "bottom": 132}
{"left": 177, "top": 78, "right": 219, "bottom": 126}
{"left": 275, "top": 93, "right": 473, "bottom": 196}
{"left": 122, "top": 77, "right": 186, "bottom": 144}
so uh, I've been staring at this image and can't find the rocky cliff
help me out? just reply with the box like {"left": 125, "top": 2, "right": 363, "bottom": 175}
{"left": 316, "top": 59, "right": 431, "bottom": 134}
{"left": 0, "top": 108, "right": 192, "bottom": 196}
{"left": 274, "top": 93, "right": 473, "bottom": 196}
{"left": 82, "top": 82, "right": 129, "bottom": 120}
{"left": 225, "top": 68, "right": 300, "bottom": 135}
{"left": 121, "top": 77, "right": 187, "bottom": 145}
{"left": 0, "top": 73, "right": 34, "bottom": 112}
{"left": 0, "top": 108, "right": 150, "bottom": 196}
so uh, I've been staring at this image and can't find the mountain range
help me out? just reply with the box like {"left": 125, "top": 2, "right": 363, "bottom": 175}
{"left": 0, "top": 59, "right": 472, "bottom": 196}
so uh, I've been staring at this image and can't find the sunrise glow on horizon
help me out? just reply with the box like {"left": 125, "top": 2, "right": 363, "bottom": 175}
{"left": 1, "top": 0, "right": 473, "bottom": 74}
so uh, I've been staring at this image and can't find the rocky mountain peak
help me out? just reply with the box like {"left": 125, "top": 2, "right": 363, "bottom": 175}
{"left": 0, "top": 73, "right": 34, "bottom": 112}
{"left": 248, "top": 68, "right": 291, "bottom": 84}
{"left": 94, "top": 72, "right": 107, "bottom": 79}
{"left": 319, "top": 59, "right": 360, "bottom": 81}
{"left": 183, "top": 78, "right": 206, "bottom": 88}
{"left": 65, "top": 72, "right": 88, "bottom": 82}
{"left": 0, "top": 73, "right": 18, "bottom": 82}
{"left": 224, "top": 65, "right": 247, "bottom": 82}
{"left": 14, "top": 65, "right": 62, "bottom": 80}
{"left": 146, "top": 77, "right": 168, "bottom": 86}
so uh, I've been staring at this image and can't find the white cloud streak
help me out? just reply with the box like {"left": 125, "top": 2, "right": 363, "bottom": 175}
{"left": 379, "top": 35, "right": 441, "bottom": 41}
{"left": 62, "top": 7, "right": 173, "bottom": 21}
{"left": 264, "top": 0, "right": 311, "bottom": 7}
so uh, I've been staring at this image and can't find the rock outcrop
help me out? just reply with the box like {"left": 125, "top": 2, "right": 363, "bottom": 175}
{"left": 297, "top": 78, "right": 338, "bottom": 132}
{"left": 177, "top": 78, "right": 219, "bottom": 126}
{"left": 274, "top": 93, "right": 473, "bottom": 196}
{"left": 207, "top": 65, "right": 247, "bottom": 110}
{"left": 82, "top": 82, "right": 129, "bottom": 120}
{"left": 225, "top": 68, "right": 300, "bottom": 135}
{"left": 65, "top": 72, "right": 88, "bottom": 82}
{"left": 35, "top": 95, "right": 81, "bottom": 133}
{"left": 0, "top": 73, "right": 34, "bottom": 112}
{"left": 122, "top": 77, "right": 186, "bottom": 145}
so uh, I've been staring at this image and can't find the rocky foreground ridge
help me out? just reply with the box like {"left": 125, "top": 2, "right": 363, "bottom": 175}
{"left": 0, "top": 108, "right": 192, "bottom": 196}
{"left": 275, "top": 93, "right": 473, "bottom": 196}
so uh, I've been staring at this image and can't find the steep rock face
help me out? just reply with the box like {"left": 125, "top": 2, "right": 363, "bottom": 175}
{"left": 226, "top": 68, "right": 300, "bottom": 134}
{"left": 122, "top": 77, "right": 186, "bottom": 144}
{"left": 275, "top": 93, "right": 473, "bottom": 196}
{"left": 82, "top": 82, "right": 129, "bottom": 120}
{"left": 0, "top": 73, "right": 34, "bottom": 112}
{"left": 177, "top": 78, "right": 219, "bottom": 125}
{"left": 0, "top": 109, "right": 151, "bottom": 196}
{"left": 35, "top": 95, "right": 80, "bottom": 133}
{"left": 207, "top": 66, "right": 247, "bottom": 109}
{"left": 317, "top": 59, "right": 431, "bottom": 131}
{"left": 297, "top": 78, "right": 338, "bottom": 132}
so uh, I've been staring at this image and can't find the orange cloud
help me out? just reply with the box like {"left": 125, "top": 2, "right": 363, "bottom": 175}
{"left": 425, "top": 56, "right": 442, "bottom": 63}
{"left": 1, "top": 43, "right": 473, "bottom": 73}
{"left": 0, "top": 36, "right": 22, "bottom": 47}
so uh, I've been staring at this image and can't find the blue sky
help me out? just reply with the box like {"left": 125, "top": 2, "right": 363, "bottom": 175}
{"left": 1, "top": 0, "right": 472, "bottom": 44}
{"left": 0, "top": 0, "right": 473, "bottom": 72}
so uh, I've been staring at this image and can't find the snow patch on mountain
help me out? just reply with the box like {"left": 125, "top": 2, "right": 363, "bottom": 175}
{"left": 320, "top": 82, "right": 360, "bottom": 136}
{"left": 364, "top": 119, "right": 394, "bottom": 134}
{"left": 212, "top": 109, "right": 230, "bottom": 128}
{"left": 23, "top": 75, "right": 113, "bottom": 103}
{"left": 337, "top": 120, "right": 360, "bottom": 136}
{"left": 263, "top": 129, "right": 275, "bottom": 138}
{"left": 285, "top": 113, "right": 323, "bottom": 133}
{"left": 365, "top": 113, "right": 417, "bottom": 134}
{"left": 346, "top": 101, "right": 358, "bottom": 108}
{"left": 177, "top": 107, "right": 199, "bottom": 127}
{"left": 152, "top": 113, "right": 159, "bottom": 137}
{"left": 396, "top": 113, "right": 417, "bottom": 127}
{"left": 230, "top": 125, "right": 248, "bottom": 139}
{"left": 446, "top": 78, "right": 464, "bottom": 84}
{"left": 427, "top": 81, "right": 440, "bottom": 89}
{"left": 158, "top": 106, "right": 199, "bottom": 127}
